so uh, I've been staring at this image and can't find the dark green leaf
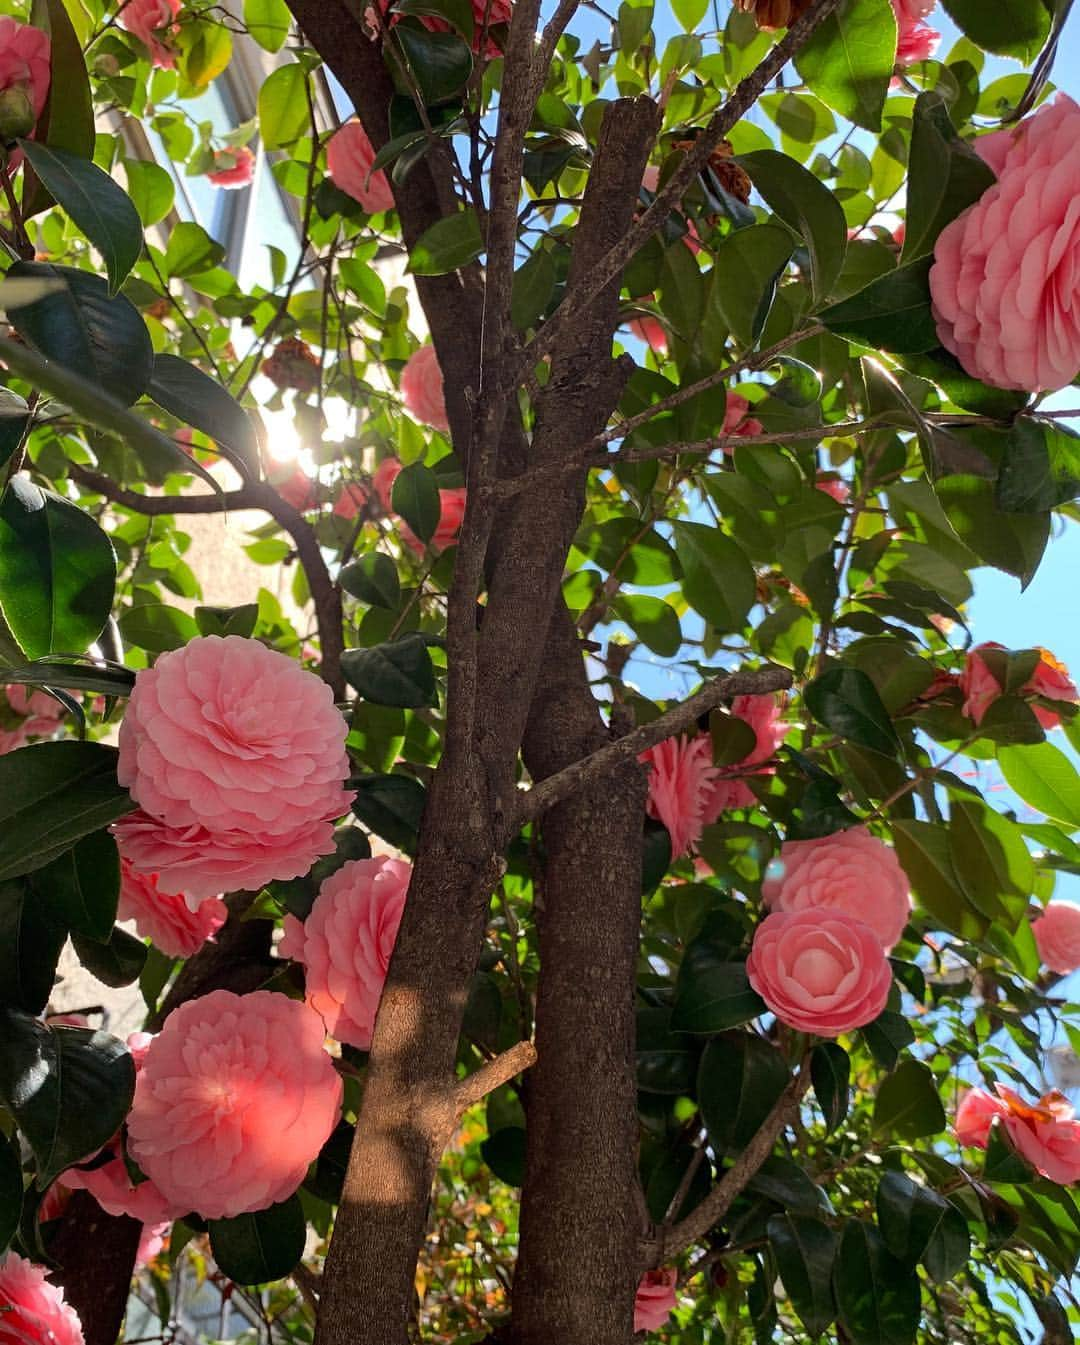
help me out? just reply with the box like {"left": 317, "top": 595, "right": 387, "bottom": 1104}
{"left": 876, "top": 1171, "right": 959, "bottom": 1268}
{"left": 891, "top": 819, "right": 988, "bottom": 940}
{"left": 709, "top": 224, "right": 793, "bottom": 347}
{"left": 391, "top": 462, "right": 441, "bottom": 542}
{"left": 148, "top": 354, "right": 259, "bottom": 479}
{"left": 71, "top": 926, "right": 147, "bottom": 988}
{"left": 407, "top": 207, "right": 483, "bottom": 276}
{"left": 340, "top": 553, "right": 401, "bottom": 610}
{"left": 351, "top": 773, "right": 427, "bottom": 853}
{"left": 511, "top": 249, "right": 556, "bottom": 331}
{"left": 0, "top": 742, "right": 135, "bottom": 882}
{"left": 901, "top": 92, "right": 995, "bottom": 265}
{"left": 997, "top": 418, "right": 1080, "bottom": 513}
{"left": 672, "top": 949, "right": 763, "bottom": 1034}
{"left": 873, "top": 1059, "right": 946, "bottom": 1141}
{"left": 748, "top": 1156, "right": 831, "bottom": 1214}
{"left": 396, "top": 25, "right": 473, "bottom": 103}
{"left": 935, "top": 474, "right": 1049, "bottom": 588}
{"left": 24, "top": 0, "right": 95, "bottom": 219}
{"left": 636, "top": 1007, "right": 698, "bottom": 1095}
{"left": 804, "top": 667, "right": 901, "bottom": 757}
{"left": 395, "top": 0, "right": 475, "bottom": 42}
{"left": 32, "top": 829, "right": 119, "bottom": 941}
{"left": 820, "top": 258, "right": 937, "bottom": 354}
{"left": 948, "top": 799, "right": 1032, "bottom": 929}
{"left": 0, "top": 478, "right": 115, "bottom": 661}
{"left": 983, "top": 1117, "right": 1036, "bottom": 1183}
{"left": 811, "top": 1041, "right": 850, "bottom": 1135}
{"left": 672, "top": 522, "right": 755, "bottom": 633}
{"left": 19, "top": 141, "right": 142, "bottom": 295}
{"left": 794, "top": 0, "right": 897, "bottom": 132}
{"left": 698, "top": 1033, "right": 789, "bottom": 1155}
{"left": 1, "top": 261, "right": 153, "bottom": 405}
{"left": 739, "top": 149, "right": 847, "bottom": 303}
{"left": 940, "top": 0, "right": 1050, "bottom": 60}
{"left": 860, "top": 1011, "right": 915, "bottom": 1070}
{"left": 768, "top": 1213, "right": 839, "bottom": 1336}
{"left": 341, "top": 634, "right": 438, "bottom": 709}
{"left": 194, "top": 604, "right": 259, "bottom": 640}
{"left": 0, "top": 880, "right": 66, "bottom": 1013}
{"left": 834, "top": 1221, "right": 920, "bottom": 1345}
{"left": 209, "top": 1194, "right": 306, "bottom": 1284}
{"left": 481, "top": 1127, "right": 526, "bottom": 1186}
{"left": 0, "top": 1010, "right": 134, "bottom": 1183}
{"left": 612, "top": 594, "right": 682, "bottom": 657}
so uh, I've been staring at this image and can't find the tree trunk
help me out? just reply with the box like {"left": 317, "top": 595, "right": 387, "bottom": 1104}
{"left": 48, "top": 1184, "right": 145, "bottom": 1343}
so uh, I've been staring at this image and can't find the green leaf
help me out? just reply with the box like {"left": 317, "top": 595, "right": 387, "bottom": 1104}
{"left": 811, "top": 1041, "right": 850, "bottom": 1135}
{"left": 672, "top": 952, "right": 764, "bottom": 1034}
{"left": 873, "top": 1059, "right": 946, "bottom": 1141}
{"left": 998, "top": 742, "right": 1080, "bottom": 828}
{"left": 997, "top": 418, "right": 1080, "bottom": 514}
{"left": 24, "top": 0, "right": 95, "bottom": 219}
{"left": 163, "top": 221, "right": 226, "bottom": 279}
{"left": 767, "top": 1213, "right": 839, "bottom": 1336}
{"left": 940, "top": 0, "right": 1050, "bottom": 60}
{"left": 935, "top": 475, "right": 1049, "bottom": 589}
{"left": 19, "top": 142, "right": 142, "bottom": 295}
{"left": 805, "top": 667, "right": 901, "bottom": 758}
{"left": 672, "top": 522, "right": 755, "bottom": 633}
{"left": 395, "top": 25, "right": 473, "bottom": 104}
{"left": 739, "top": 150, "right": 847, "bottom": 304}
{"left": 748, "top": 1156, "right": 831, "bottom": 1214}
{"left": 820, "top": 258, "right": 937, "bottom": 354}
{"left": 698, "top": 1033, "right": 789, "bottom": 1155}
{"left": 0, "top": 879, "right": 66, "bottom": 1014}
{"left": 244, "top": 0, "right": 291, "bottom": 50}
{"left": 876, "top": 1171, "right": 963, "bottom": 1269}
{"left": 3, "top": 662, "right": 132, "bottom": 699}
{"left": 0, "top": 1010, "right": 135, "bottom": 1184}
{"left": 118, "top": 602, "right": 200, "bottom": 654}
{"left": 391, "top": 462, "right": 441, "bottom": 542}
{"left": 636, "top": 1007, "right": 698, "bottom": 1095}
{"left": 672, "top": 0, "right": 708, "bottom": 30}
{"left": 612, "top": 594, "right": 682, "bottom": 657}
{"left": 0, "top": 1132, "right": 21, "bottom": 1253}
{"left": 351, "top": 773, "right": 427, "bottom": 853}
{"left": 891, "top": 819, "right": 988, "bottom": 940}
{"left": 124, "top": 159, "right": 175, "bottom": 228}
{"left": 408, "top": 208, "right": 484, "bottom": 276}
{"left": 148, "top": 354, "right": 259, "bottom": 479}
{"left": 1, "top": 261, "right": 153, "bottom": 405}
{"left": 983, "top": 1117, "right": 1036, "bottom": 1183}
{"left": 209, "top": 1194, "right": 306, "bottom": 1284}
{"left": 795, "top": 0, "right": 896, "bottom": 132}
{"left": 948, "top": 799, "right": 1032, "bottom": 929}
{"left": 0, "top": 742, "right": 134, "bottom": 882}
{"left": 257, "top": 64, "right": 309, "bottom": 149}
{"left": 32, "top": 829, "right": 119, "bottom": 941}
{"left": 511, "top": 249, "right": 556, "bottom": 331}
{"left": 340, "top": 554, "right": 401, "bottom": 610}
{"left": 0, "top": 477, "right": 116, "bottom": 660}
{"left": 860, "top": 1010, "right": 915, "bottom": 1071}
{"left": 395, "top": 0, "right": 475, "bottom": 43}
{"left": 194, "top": 604, "right": 259, "bottom": 639}
{"left": 834, "top": 1221, "right": 920, "bottom": 1345}
{"left": 901, "top": 92, "right": 995, "bottom": 265}
{"left": 481, "top": 1127, "right": 526, "bottom": 1186}
{"left": 341, "top": 634, "right": 438, "bottom": 709}
{"left": 709, "top": 224, "right": 794, "bottom": 348}
{"left": 922, "top": 1201, "right": 970, "bottom": 1284}
{"left": 71, "top": 925, "right": 147, "bottom": 988}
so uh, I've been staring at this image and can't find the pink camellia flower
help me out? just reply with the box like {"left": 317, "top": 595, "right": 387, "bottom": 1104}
{"left": 127, "top": 989, "right": 343, "bottom": 1219}
{"left": 1032, "top": 901, "right": 1080, "bottom": 974}
{"left": 628, "top": 308, "right": 668, "bottom": 354}
{"left": 400, "top": 345, "right": 450, "bottom": 434}
{"left": 113, "top": 636, "right": 354, "bottom": 902}
{"left": 634, "top": 1267, "right": 677, "bottom": 1334}
{"left": 890, "top": 0, "right": 939, "bottom": 66}
{"left": 701, "top": 694, "right": 785, "bottom": 814}
{"left": 280, "top": 856, "right": 410, "bottom": 1049}
{"left": 746, "top": 909, "right": 893, "bottom": 1035}
{"left": 333, "top": 482, "right": 369, "bottom": 520}
{"left": 762, "top": 827, "right": 912, "bottom": 951}
{"left": 960, "top": 642, "right": 1078, "bottom": 729}
{"left": 273, "top": 466, "right": 318, "bottom": 512}
{"left": 326, "top": 120, "right": 395, "bottom": 214}
{"left": 0, "top": 1252, "right": 84, "bottom": 1345}
{"left": 955, "top": 1084, "right": 1080, "bottom": 1184}
{"left": 207, "top": 145, "right": 255, "bottom": 189}
{"left": 371, "top": 457, "right": 466, "bottom": 554}
{"left": 0, "top": 16, "right": 50, "bottom": 130}
{"left": 930, "top": 94, "right": 1080, "bottom": 392}
{"left": 954, "top": 1086, "right": 1007, "bottom": 1148}
{"left": 118, "top": 0, "right": 181, "bottom": 69}
{"left": 116, "top": 858, "right": 227, "bottom": 959}
{"left": 641, "top": 734, "right": 718, "bottom": 858}
{"left": 7, "top": 684, "right": 64, "bottom": 734}
{"left": 372, "top": 457, "right": 401, "bottom": 512}
{"left": 816, "top": 475, "right": 850, "bottom": 504}
{"left": 721, "top": 392, "right": 763, "bottom": 451}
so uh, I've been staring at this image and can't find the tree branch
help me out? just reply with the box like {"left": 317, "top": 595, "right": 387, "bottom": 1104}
{"left": 454, "top": 1039, "right": 538, "bottom": 1112}
{"left": 641, "top": 1054, "right": 813, "bottom": 1268}
{"left": 516, "top": 665, "right": 792, "bottom": 825}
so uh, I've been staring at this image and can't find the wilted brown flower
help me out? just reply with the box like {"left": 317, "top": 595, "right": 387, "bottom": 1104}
{"left": 673, "top": 136, "right": 752, "bottom": 203}
{"left": 734, "top": 0, "right": 814, "bottom": 29}
{"left": 262, "top": 337, "right": 320, "bottom": 394}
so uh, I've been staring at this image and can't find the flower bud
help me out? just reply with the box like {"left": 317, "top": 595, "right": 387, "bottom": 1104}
{"left": 0, "top": 86, "right": 35, "bottom": 144}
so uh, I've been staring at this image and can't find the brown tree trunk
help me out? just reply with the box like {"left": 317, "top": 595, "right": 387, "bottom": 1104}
{"left": 49, "top": 1192, "right": 143, "bottom": 1345}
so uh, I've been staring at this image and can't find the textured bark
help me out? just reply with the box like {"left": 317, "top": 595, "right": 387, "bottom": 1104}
{"left": 48, "top": 1192, "right": 143, "bottom": 1345}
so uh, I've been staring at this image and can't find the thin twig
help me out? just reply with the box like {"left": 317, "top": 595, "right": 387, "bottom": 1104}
{"left": 453, "top": 1039, "right": 538, "bottom": 1112}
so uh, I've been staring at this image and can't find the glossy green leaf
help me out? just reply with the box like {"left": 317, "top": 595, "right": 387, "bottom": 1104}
{"left": 811, "top": 1041, "right": 850, "bottom": 1135}
{"left": 510, "top": 249, "right": 556, "bottom": 330}
{"left": 209, "top": 1193, "right": 306, "bottom": 1284}
{"left": 71, "top": 925, "right": 147, "bottom": 988}
{"left": 860, "top": 1010, "right": 915, "bottom": 1071}
{"left": 636, "top": 1007, "right": 698, "bottom": 1095}
{"left": 32, "top": 829, "right": 119, "bottom": 941}
{"left": 820, "top": 258, "right": 937, "bottom": 354}
{"left": 901, "top": 92, "right": 995, "bottom": 265}
{"left": 19, "top": 141, "right": 142, "bottom": 295}
{"left": 698, "top": 1033, "right": 788, "bottom": 1155}
{"left": 672, "top": 521, "right": 755, "bottom": 633}
{"left": 935, "top": 475, "right": 1049, "bottom": 588}
{"left": 396, "top": 25, "right": 473, "bottom": 104}
{"left": 948, "top": 799, "right": 1032, "bottom": 929}
{"left": 24, "top": 0, "right": 94, "bottom": 219}
{"left": 0, "top": 1011, "right": 134, "bottom": 1184}
{"left": 340, "top": 553, "right": 402, "bottom": 610}
{"left": 805, "top": 667, "right": 901, "bottom": 757}
{"left": 794, "top": 0, "right": 897, "bottom": 132}
{"left": 148, "top": 354, "right": 258, "bottom": 479}
{"left": 876, "top": 1171, "right": 962, "bottom": 1269}
{"left": 739, "top": 149, "right": 847, "bottom": 303}
{"left": 983, "top": 1117, "right": 1036, "bottom": 1183}
{"left": 257, "top": 64, "right": 309, "bottom": 149}
{"left": 0, "top": 742, "right": 134, "bottom": 882}
{"left": 407, "top": 208, "right": 484, "bottom": 276}
{"left": 395, "top": 0, "right": 475, "bottom": 42}
{"left": 0, "top": 477, "right": 116, "bottom": 660}
{"left": 0, "top": 880, "right": 66, "bottom": 1014}
{"left": 748, "top": 1155, "right": 831, "bottom": 1214}
{"left": 767, "top": 1213, "right": 839, "bottom": 1336}
{"left": 163, "top": 221, "right": 226, "bottom": 279}
{"left": 998, "top": 741, "right": 1080, "bottom": 829}
{"left": 834, "top": 1221, "right": 920, "bottom": 1345}
{"left": 672, "top": 950, "right": 764, "bottom": 1034}
{"left": 341, "top": 634, "right": 438, "bottom": 709}
{"left": 118, "top": 602, "right": 200, "bottom": 654}
{"left": 709, "top": 224, "right": 794, "bottom": 348}
{"left": 612, "top": 594, "right": 682, "bottom": 657}
{"left": 940, "top": 0, "right": 1050, "bottom": 60}
{"left": 123, "top": 159, "right": 175, "bottom": 228}
{"left": 873, "top": 1059, "right": 946, "bottom": 1141}
{"left": 891, "top": 819, "right": 988, "bottom": 939}
{"left": 997, "top": 418, "right": 1080, "bottom": 514}
{"left": 391, "top": 462, "right": 441, "bottom": 542}
{"left": 1, "top": 261, "right": 153, "bottom": 405}
{"left": 351, "top": 773, "right": 427, "bottom": 853}
{"left": 194, "top": 604, "right": 259, "bottom": 639}
{"left": 244, "top": 0, "right": 291, "bottom": 50}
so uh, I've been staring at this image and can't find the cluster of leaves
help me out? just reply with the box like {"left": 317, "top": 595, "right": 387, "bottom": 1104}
{"left": 0, "top": 0, "right": 1079, "bottom": 1340}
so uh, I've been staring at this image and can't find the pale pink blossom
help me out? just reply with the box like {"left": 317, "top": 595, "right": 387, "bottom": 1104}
{"left": 721, "top": 392, "right": 763, "bottom": 451}
{"left": 127, "top": 989, "right": 342, "bottom": 1219}
{"left": 116, "top": 858, "right": 226, "bottom": 958}
{"left": 628, "top": 311, "right": 668, "bottom": 354}
{"left": 119, "top": 0, "right": 181, "bottom": 69}
{"left": 701, "top": 694, "right": 785, "bottom": 813}
{"left": 280, "top": 856, "right": 409, "bottom": 1049}
{"left": 0, "top": 1252, "right": 84, "bottom": 1345}
{"left": 326, "top": 120, "right": 394, "bottom": 214}
{"left": 7, "top": 684, "right": 64, "bottom": 734}
{"left": 816, "top": 475, "right": 850, "bottom": 503}
{"left": 372, "top": 458, "right": 401, "bottom": 511}
{"left": 954, "top": 1087, "right": 1007, "bottom": 1149}
{"left": 762, "top": 827, "right": 911, "bottom": 951}
{"left": 273, "top": 467, "right": 318, "bottom": 512}
{"left": 1032, "top": 901, "right": 1080, "bottom": 974}
{"left": 930, "top": 94, "right": 1080, "bottom": 391}
{"left": 634, "top": 1268, "right": 677, "bottom": 1334}
{"left": 431, "top": 487, "right": 467, "bottom": 551}
{"left": 333, "top": 482, "right": 369, "bottom": 520}
{"left": 207, "top": 145, "right": 254, "bottom": 189}
{"left": 0, "top": 16, "right": 50, "bottom": 126}
{"left": 746, "top": 909, "right": 893, "bottom": 1035}
{"left": 890, "top": 0, "right": 939, "bottom": 66}
{"left": 955, "top": 1084, "right": 1080, "bottom": 1184}
{"left": 114, "top": 636, "right": 354, "bottom": 902}
{"left": 960, "top": 642, "right": 1078, "bottom": 729}
{"left": 400, "top": 345, "right": 449, "bottom": 433}
{"left": 641, "top": 734, "right": 718, "bottom": 858}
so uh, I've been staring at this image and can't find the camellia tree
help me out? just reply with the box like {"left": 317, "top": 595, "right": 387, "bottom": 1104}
{"left": 5, "top": 0, "right": 1080, "bottom": 1343}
